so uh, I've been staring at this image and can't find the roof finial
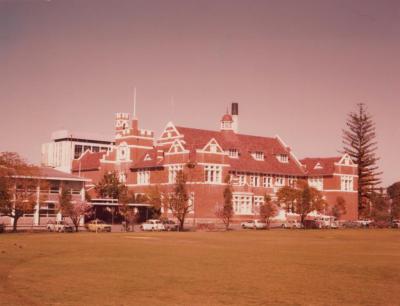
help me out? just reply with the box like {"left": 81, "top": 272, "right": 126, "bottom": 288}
{"left": 133, "top": 87, "right": 137, "bottom": 119}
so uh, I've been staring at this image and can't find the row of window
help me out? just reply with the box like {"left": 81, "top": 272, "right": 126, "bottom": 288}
{"left": 233, "top": 195, "right": 265, "bottom": 215}
{"left": 74, "top": 145, "right": 110, "bottom": 159}
{"left": 135, "top": 167, "right": 354, "bottom": 191}
{"left": 231, "top": 173, "right": 296, "bottom": 188}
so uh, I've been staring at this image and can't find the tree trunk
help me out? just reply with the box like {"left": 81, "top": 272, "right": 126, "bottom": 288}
{"left": 179, "top": 218, "right": 184, "bottom": 231}
{"left": 12, "top": 216, "right": 18, "bottom": 232}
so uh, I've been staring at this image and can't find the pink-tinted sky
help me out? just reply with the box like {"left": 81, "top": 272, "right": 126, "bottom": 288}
{"left": 0, "top": 0, "right": 399, "bottom": 185}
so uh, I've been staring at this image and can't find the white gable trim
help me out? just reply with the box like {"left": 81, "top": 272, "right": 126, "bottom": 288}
{"left": 275, "top": 134, "right": 305, "bottom": 171}
{"left": 165, "top": 139, "right": 190, "bottom": 155}
{"left": 198, "top": 138, "right": 225, "bottom": 154}
{"left": 158, "top": 121, "right": 183, "bottom": 141}
{"left": 336, "top": 153, "right": 356, "bottom": 167}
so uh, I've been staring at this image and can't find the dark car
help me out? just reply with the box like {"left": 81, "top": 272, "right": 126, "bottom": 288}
{"left": 303, "top": 220, "right": 321, "bottom": 229}
{"left": 0, "top": 223, "right": 4, "bottom": 233}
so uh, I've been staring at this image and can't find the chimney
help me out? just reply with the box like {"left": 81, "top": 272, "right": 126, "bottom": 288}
{"left": 231, "top": 102, "right": 239, "bottom": 133}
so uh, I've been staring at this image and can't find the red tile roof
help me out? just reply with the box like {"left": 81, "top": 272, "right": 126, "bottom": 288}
{"left": 71, "top": 151, "right": 106, "bottom": 172}
{"left": 130, "top": 148, "right": 164, "bottom": 170}
{"left": 38, "top": 167, "right": 90, "bottom": 181}
{"left": 133, "top": 126, "right": 306, "bottom": 176}
{"left": 300, "top": 157, "right": 341, "bottom": 176}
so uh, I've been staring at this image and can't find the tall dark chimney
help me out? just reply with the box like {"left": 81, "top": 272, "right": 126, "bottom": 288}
{"left": 231, "top": 102, "right": 239, "bottom": 115}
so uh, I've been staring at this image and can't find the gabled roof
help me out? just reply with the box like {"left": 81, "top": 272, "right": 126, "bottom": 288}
{"left": 300, "top": 157, "right": 341, "bottom": 176}
{"left": 71, "top": 151, "right": 106, "bottom": 172}
{"left": 168, "top": 126, "right": 305, "bottom": 175}
{"left": 130, "top": 148, "right": 164, "bottom": 170}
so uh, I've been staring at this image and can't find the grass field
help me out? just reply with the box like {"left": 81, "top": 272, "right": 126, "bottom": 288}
{"left": 0, "top": 230, "right": 399, "bottom": 306}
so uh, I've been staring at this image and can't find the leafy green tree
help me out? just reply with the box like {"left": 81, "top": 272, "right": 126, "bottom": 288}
{"left": 168, "top": 170, "right": 191, "bottom": 231}
{"left": 259, "top": 194, "right": 278, "bottom": 229}
{"left": 342, "top": 103, "right": 382, "bottom": 217}
{"left": 95, "top": 171, "right": 126, "bottom": 199}
{"left": 216, "top": 175, "right": 233, "bottom": 231}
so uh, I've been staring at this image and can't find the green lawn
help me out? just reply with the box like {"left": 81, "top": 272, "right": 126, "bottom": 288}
{"left": 1, "top": 230, "right": 399, "bottom": 306}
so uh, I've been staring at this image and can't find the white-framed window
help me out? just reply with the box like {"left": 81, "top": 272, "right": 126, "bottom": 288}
{"left": 277, "top": 154, "right": 289, "bottom": 163}
{"left": 137, "top": 170, "right": 150, "bottom": 185}
{"left": 233, "top": 194, "right": 252, "bottom": 215}
{"left": 39, "top": 202, "right": 57, "bottom": 217}
{"left": 119, "top": 172, "right": 127, "bottom": 183}
{"left": 253, "top": 151, "right": 264, "bottom": 161}
{"left": 253, "top": 196, "right": 264, "bottom": 210}
{"left": 263, "top": 176, "right": 273, "bottom": 188}
{"left": 168, "top": 165, "right": 183, "bottom": 183}
{"left": 308, "top": 177, "right": 323, "bottom": 191}
{"left": 204, "top": 164, "right": 222, "bottom": 184}
{"left": 188, "top": 192, "right": 195, "bottom": 213}
{"left": 341, "top": 175, "right": 353, "bottom": 191}
{"left": 249, "top": 175, "right": 260, "bottom": 187}
{"left": 288, "top": 176, "right": 297, "bottom": 187}
{"left": 227, "top": 149, "right": 239, "bottom": 158}
{"left": 275, "top": 176, "right": 285, "bottom": 187}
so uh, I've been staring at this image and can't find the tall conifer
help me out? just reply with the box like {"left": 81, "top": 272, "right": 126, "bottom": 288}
{"left": 342, "top": 104, "right": 381, "bottom": 217}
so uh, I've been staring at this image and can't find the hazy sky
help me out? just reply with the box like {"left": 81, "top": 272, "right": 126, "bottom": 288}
{"left": 0, "top": 0, "right": 399, "bottom": 185}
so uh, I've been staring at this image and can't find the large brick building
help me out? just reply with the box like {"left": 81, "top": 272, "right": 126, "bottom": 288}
{"left": 72, "top": 103, "right": 358, "bottom": 222}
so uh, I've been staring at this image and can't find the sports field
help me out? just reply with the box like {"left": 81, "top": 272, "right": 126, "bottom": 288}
{"left": 0, "top": 230, "right": 399, "bottom": 306}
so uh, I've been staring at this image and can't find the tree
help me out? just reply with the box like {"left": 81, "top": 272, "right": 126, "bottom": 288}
{"left": 277, "top": 182, "right": 326, "bottom": 226}
{"left": 95, "top": 171, "right": 126, "bottom": 199}
{"left": 0, "top": 152, "right": 44, "bottom": 232}
{"left": 146, "top": 185, "right": 163, "bottom": 219}
{"left": 370, "top": 192, "right": 390, "bottom": 226}
{"left": 58, "top": 188, "right": 92, "bottom": 232}
{"left": 387, "top": 182, "right": 400, "bottom": 221}
{"left": 168, "top": 170, "right": 191, "bottom": 231}
{"left": 342, "top": 103, "right": 382, "bottom": 217}
{"left": 276, "top": 186, "right": 300, "bottom": 213}
{"left": 216, "top": 175, "right": 233, "bottom": 230}
{"left": 331, "top": 196, "right": 347, "bottom": 220}
{"left": 258, "top": 194, "right": 278, "bottom": 229}
{"left": 296, "top": 182, "right": 326, "bottom": 226}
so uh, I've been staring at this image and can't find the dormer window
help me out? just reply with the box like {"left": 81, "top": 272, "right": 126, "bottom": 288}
{"left": 277, "top": 154, "right": 289, "bottom": 163}
{"left": 227, "top": 149, "right": 239, "bottom": 158}
{"left": 314, "top": 162, "right": 323, "bottom": 170}
{"left": 253, "top": 151, "right": 264, "bottom": 161}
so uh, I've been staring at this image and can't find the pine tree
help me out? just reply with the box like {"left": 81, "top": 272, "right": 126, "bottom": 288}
{"left": 342, "top": 104, "right": 382, "bottom": 217}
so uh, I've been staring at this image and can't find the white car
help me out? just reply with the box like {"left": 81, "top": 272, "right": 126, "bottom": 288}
{"left": 283, "top": 220, "right": 302, "bottom": 229}
{"left": 241, "top": 220, "right": 267, "bottom": 229}
{"left": 140, "top": 219, "right": 165, "bottom": 231}
{"left": 47, "top": 220, "right": 74, "bottom": 232}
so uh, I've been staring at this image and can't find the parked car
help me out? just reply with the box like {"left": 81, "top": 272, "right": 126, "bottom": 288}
{"left": 241, "top": 220, "right": 267, "bottom": 229}
{"left": 391, "top": 220, "right": 400, "bottom": 228}
{"left": 303, "top": 219, "right": 322, "bottom": 229}
{"left": 0, "top": 223, "right": 4, "bottom": 233}
{"left": 342, "top": 220, "right": 361, "bottom": 228}
{"left": 355, "top": 219, "right": 373, "bottom": 228}
{"left": 162, "top": 219, "right": 179, "bottom": 231}
{"left": 47, "top": 220, "right": 74, "bottom": 232}
{"left": 140, "top": 219, "right": 165, "bottom": 231}
{"left": 85, "top": 219, "right": 112, "bottom": 232}
{"left": 283, "top": 220, "right": 302, "bottom": 229}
